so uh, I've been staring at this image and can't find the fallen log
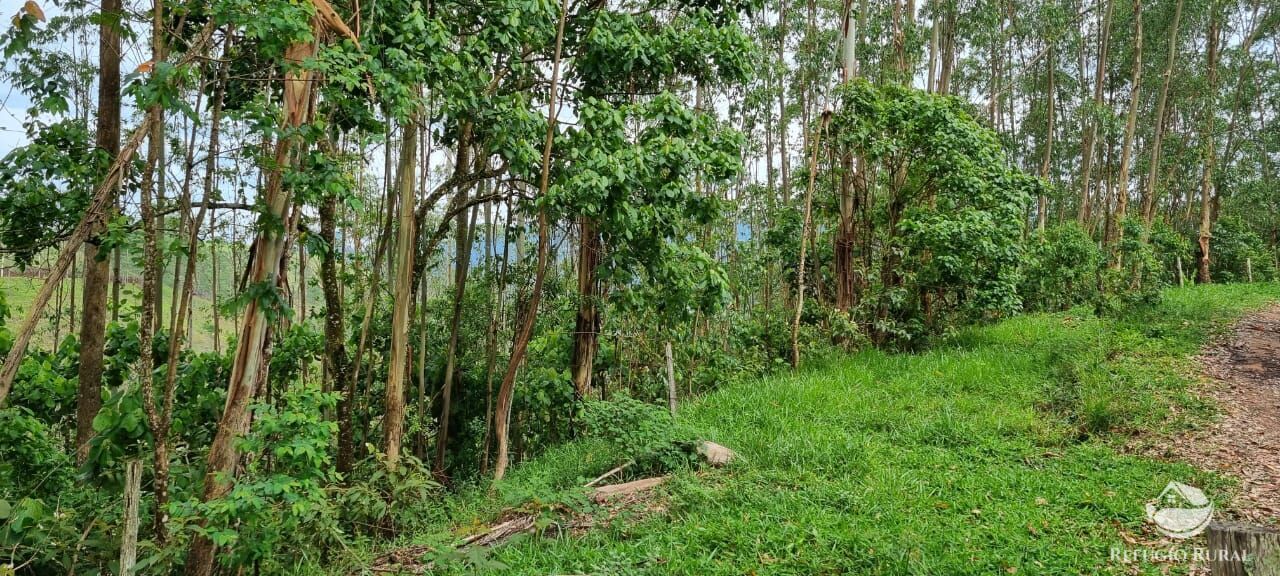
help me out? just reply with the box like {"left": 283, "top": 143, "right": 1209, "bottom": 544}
{"left": 591, "top": 476, "right": 668, "bottom": 503}
{"left": 365, "top": 475, "right": 670, "bottom": 574}
{"left": 457, "top": 514, "right": 539, "bottom": 548}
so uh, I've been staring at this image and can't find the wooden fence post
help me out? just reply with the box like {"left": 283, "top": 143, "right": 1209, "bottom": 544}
{"left": 1246, "top": 258, "right": 1253, "bottom": 283}
{"left": 664, "top": 341, "right": 676, "bottom": 417}
{"left": 1176, "top": 255, "right": 1185, "bottom": 287}
{"left": 119, "top": 459, "right": 143, "bottom": 575}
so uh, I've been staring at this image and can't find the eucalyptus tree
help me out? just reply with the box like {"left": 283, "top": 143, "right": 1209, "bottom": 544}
{"left": 184, "top": 0, "right": 358, "bottom": 570}
{"left": 558, "top": 4, "right": 754, "bottom": 400}
{"left": 1140, "top": 0, "right": 1185, "bottom": 231}
{"left": 1195, "top": 0, "right": 1223, "bottom": 283}
{"left": 1110, "top": 0, "right": 1143, "bottom": 264}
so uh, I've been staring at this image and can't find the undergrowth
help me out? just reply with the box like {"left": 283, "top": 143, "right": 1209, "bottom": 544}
{"left": 314, "top": 283, "right": 1280, "bottom": 575}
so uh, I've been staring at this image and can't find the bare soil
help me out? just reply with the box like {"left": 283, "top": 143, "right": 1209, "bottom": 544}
{"left": 1180, "top": 305, "right": 1280, "bottom": 523}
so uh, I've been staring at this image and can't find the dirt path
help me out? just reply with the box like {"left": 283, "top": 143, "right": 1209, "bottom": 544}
{"left": 1179, "top": 304, "right": 1280, "bottom": 523}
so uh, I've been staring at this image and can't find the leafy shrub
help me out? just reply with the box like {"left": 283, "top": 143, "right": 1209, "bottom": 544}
{"left": 580, "top": 397, "right": 698, "bottom": 475}
{"left": 1021, "top": 223, "right": 1103, "bottom": 312}
{"left": 1211, "top": 216, "right": 1277, "bottom": 282}
{"left": 269, "top": 323, "right": 324, "bottom": 389}
{"left": 0, "top": 409, "right": 97, "bottom": 574}
{"left": 830, "top": 81, "right": 1038, "bottom": 340}
{"left": 0, "top": 494, "right": 103, "bottom": 575}
{"left": 1146, "top": 219, "right": 1191, "bottom": 288}
{"left": 339, "top": 453, "right": 441, "bottom": 536}
{"left": 85, "top": 385, "right": 152, "bottom": 482}
{"left": 182, "top": 383, "right": 343, "bottom": 573}
{"left": 9, "top": 337, "right": 79, "bottom": 426}
{"left": 0, "top": 407, "right": 73, "bottom": 498}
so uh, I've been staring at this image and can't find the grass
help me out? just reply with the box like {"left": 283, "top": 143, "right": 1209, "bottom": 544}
{"left": 326, "top": 284, "right": 1280, "bottom": 575}
{"left": 0, "top": 276, "right": 226, "bottom": 352}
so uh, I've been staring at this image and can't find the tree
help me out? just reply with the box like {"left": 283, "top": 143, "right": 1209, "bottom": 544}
{"left": 185, "top": 17, "right": 325, "bottom": 574}
{"left": 1140, "top": 0, "right": 1184, "bottom": 231}
{"left": 1077, "top": 0, "right": 1116, "bottom": 228}
{"left": 1195, "top": 2, "right": 1222, "bottom": 284}
{"left": 493, "top": 0, "right": 568, "bottom": 481}
{"left": 1109, "top": 0, "right": 1143, "bottom": 265}
{"left": 384, "top": 121, "right": 417, "bottom": 470}
{"left": 73, "top": 0, "right": 122, "bottom": 465}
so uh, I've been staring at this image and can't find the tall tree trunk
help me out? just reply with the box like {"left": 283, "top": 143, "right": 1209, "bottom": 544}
{"left": 569, "top": 216, "right": 601, "bottom": 399}
{"left": 153, "top": 108, "right": 167, "bottom": 335}
{"left": 767, "top": 2, "right": 789, "bottom": 315}
{"left": 1077, "top": 0, "right": 1115, "bottom": 227}
{"left": 927, "top": 11, "right": 939, "bottom": 92}
{"left": 1110, "top": 0, "right": 1142, "bottom": 265}
{"left": 834, "top": 0, "right": 859, "bottom": 313}
{"left": 1037, "top": 43, "right": 1056, "bottom": 234}
{"left": 777, "top": 0, "right": 789, "bottom": 201}
{"left": 348, "top": 121, "right": 403, "bottom": 468}
{"left": 937, "top": 3, "right": 956, "bottom": 95}
{"left": 71, "top": 260, "right": 79, "bottom": 333}
{"left": 135, "top": 115, "right": 162, "bottom": 561}
{"left": 139, "top": 0, "right": 170, "bottom": 541}
{"left": 763, "top": 51, "right": 776, "bottom": 312}
{"left": 792, "top": 114, "right": 826, "bottom": 368}
{"left": 152, "top": 52, "right": 227, "bottom": 543}
{"left": 415, "top": 274, "right": 429, "bottom": 461}
{"left": 1140, "top": 0, "right": 1183, "bottom": 232}
{"left": 892, "top": 0, "right": 909, "bottom": 82}
{"left": 435, "top": 186, "right": 477, "bottom": 476}
{"left": 384, "top": 120, "right": 419, "bottom": 470}
{"left": 211, "top": 213, "right": 221, "bottom": 354}
{"left": 111, "top": 247, "right": 121, "bottom": 323}
{"left": 184, "top": 30, "right": 317, "bottom": 576}
{"left": 480, "top": 198, "right": 509, "bottom": 476}
{"left": 73, "top": 0, "right": 122, "bottom": 464}
{"left": 1195, "top": 7, "right": 1221, "bottom": 284}
{"left": 170, "top": 89, "right": 204, "bottom": 336}
{"left": 319, "top": 192, "right": 353, "bottom": 478}
{"left": 494, "top": 0, "right": 569, "bottom": 481}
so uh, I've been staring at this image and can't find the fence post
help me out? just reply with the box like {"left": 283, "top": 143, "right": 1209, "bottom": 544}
{"left": 664, "top": 341, "right": 677, "bottom": 417}
{"left": 119, "top": 459, "right": 143, "bottom": 575}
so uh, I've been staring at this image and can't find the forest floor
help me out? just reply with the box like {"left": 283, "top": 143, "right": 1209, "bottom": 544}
{"left": 1163, "top": 303, "right": 1280, "bottom": 523}
{"left": 320, "top": 284, "right": 1280, "bottom": 576}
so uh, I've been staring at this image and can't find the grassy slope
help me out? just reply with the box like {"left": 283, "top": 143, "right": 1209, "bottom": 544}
{"left": 339, "top": 284, "right": 1280, "bottom": 575}
{"left": 0, "top": 276, "right": 225, "bottom": 352}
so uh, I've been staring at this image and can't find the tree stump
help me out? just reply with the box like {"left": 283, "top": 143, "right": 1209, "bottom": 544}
{"left": 1206, "top": 521, "right": 1280, "bottom": 576}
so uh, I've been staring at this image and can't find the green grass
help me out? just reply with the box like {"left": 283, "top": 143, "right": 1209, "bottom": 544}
{"left": 328, "top": 284, "right": 1280, "bottom": 575}
{"left": 0, "top": 276, "right": 226, "bottom": 352}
